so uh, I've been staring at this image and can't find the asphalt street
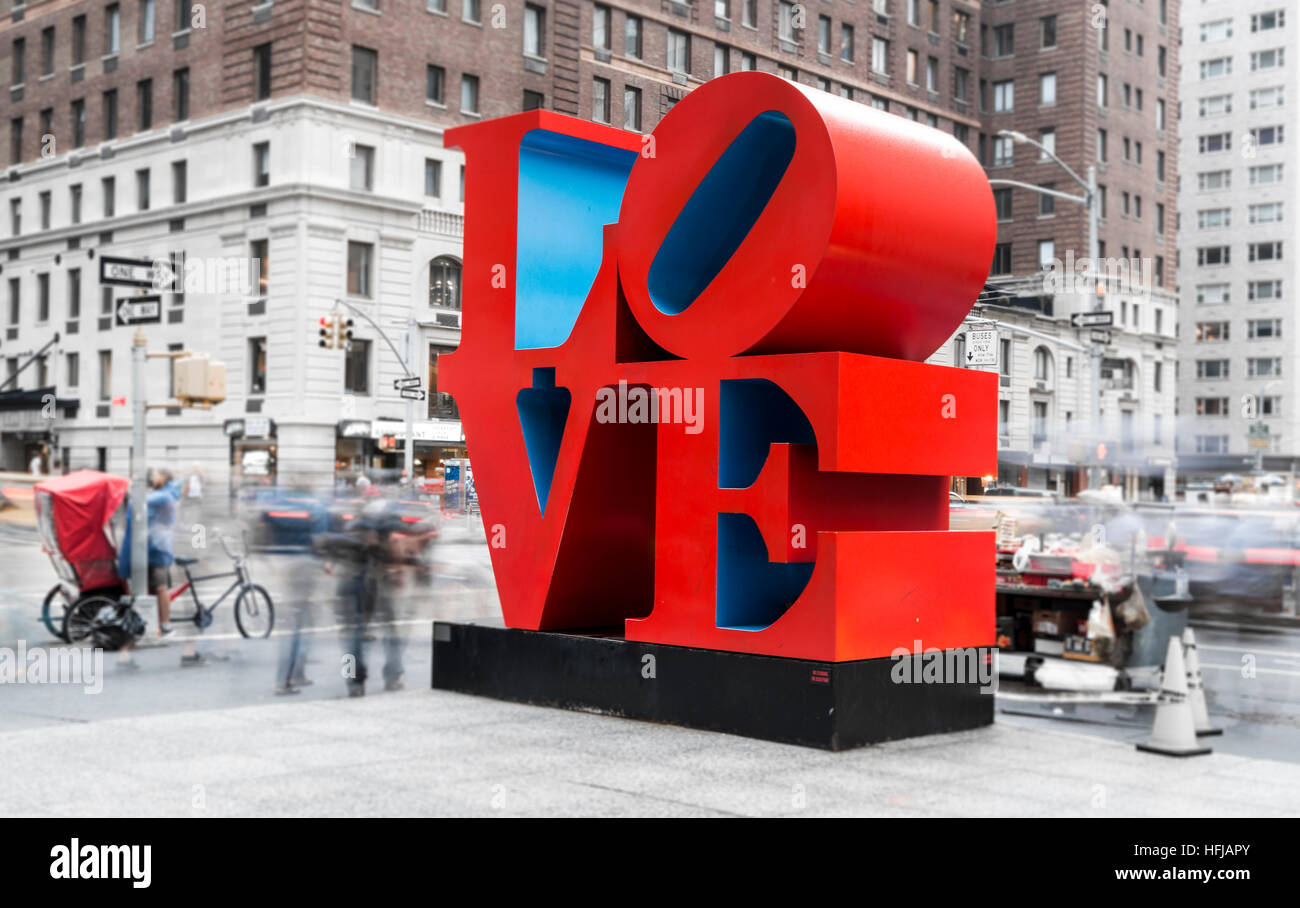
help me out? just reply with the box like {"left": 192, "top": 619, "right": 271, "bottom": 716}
{"left": 1, "top": 515, "right": 1298, "bottom": 766}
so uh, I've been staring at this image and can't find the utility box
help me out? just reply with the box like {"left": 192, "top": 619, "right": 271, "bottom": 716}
{"left": 173, "top": 353, "right": 227, "bottom": 405}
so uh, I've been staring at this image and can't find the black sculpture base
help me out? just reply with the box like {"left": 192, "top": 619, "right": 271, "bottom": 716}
{"left": 431, "top": 620, "right": 993, "bottom": 750}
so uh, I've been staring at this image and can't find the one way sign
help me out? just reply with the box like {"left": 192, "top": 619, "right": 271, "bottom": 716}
{"left": 115, "top": 296, "right": 163, "bottom": 326}
{"left": 965, "top": 328, "right": 997, "bottom": 366}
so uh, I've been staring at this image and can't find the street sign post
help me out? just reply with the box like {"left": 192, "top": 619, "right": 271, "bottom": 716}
{"left": 965, "top": 328, "right": 997, "bottom": 366}
{"left": 1089, "top": 328, "right": 1112, "bottom": 345}
{"left": 115, "top": 296, "right": 163, "bottom": 326}
{"left": 100, "top": 255, "right": 176, "bottom": 290}
{"left": 399, "top": 388, "right": 427, "bottom": 401}
{"left": 1071, "top": 311, "right": 1114, "bottom": 328}
{"left": 394, "top": 376, "right": 422, "bottom": 390}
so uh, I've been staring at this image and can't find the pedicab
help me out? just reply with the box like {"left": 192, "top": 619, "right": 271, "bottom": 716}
{"left": 33, "top": 470, "right": 134, "bottom": 646}
{"left": 34, "top": 469, "right": 276, "bottom": 649}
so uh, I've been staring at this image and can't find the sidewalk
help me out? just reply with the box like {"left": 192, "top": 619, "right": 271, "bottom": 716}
{"left": 1, "top": 688, "right": 1296, "bottom": 817}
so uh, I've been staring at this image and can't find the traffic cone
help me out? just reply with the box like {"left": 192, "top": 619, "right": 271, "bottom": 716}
{"left": 1182, "top": 627, "right": 1222, "bottom": 736}
{"left": 1136, "top": 636, "right": 1212, "bottom": 757}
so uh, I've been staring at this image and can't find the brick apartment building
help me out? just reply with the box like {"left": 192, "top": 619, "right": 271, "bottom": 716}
{"left": 947, "top": 0, "right": 1182, "bottom": 499}
{"left": 0, "top": 0, "right": 1177, "bottom": 498}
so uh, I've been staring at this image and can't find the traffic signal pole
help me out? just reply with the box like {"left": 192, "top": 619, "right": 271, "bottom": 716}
{"left": 330, "top": 299, "right": 422, "bottom": 489}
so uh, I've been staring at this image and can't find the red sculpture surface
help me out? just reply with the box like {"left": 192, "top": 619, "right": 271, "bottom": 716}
{"left": 442, "top": 72, "right": 997, "bottom": 662}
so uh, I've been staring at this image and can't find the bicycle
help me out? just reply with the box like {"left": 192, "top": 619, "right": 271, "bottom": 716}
{"left": 63, "top": 532, "right": 275, "bottom": 649}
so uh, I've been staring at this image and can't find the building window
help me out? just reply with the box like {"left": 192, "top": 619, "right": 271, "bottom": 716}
{"left": 991, "top": 243, "right": 1012, "bottom": 275}
{"left": 102, "top": 176, "right": 116, "bottom": 217}
{"left": 351, "top": 46, "right": 378, "bottom": 104}
{"left": 668, "top": 29, "right": 690, "bottom": 74}
{"left": 525, "top": 5, "right": 545, "bottom": 57}
{"left": 248, "top": 337, "right": 267, "bottom": 394}
{"left": 426, "top": 65, "right": 445, "bottom": 105}
{"left": 1039, "top": 73, "right": 1056, "bottom": 106}
{"left": 70, "top": 185, "right": 82, "bottom": 225}
{"left": 841, "top": 24, "right": 854, "bottom": 63}
{"left": 67, "top": 352, "right": 80, "bottom": 388}
{"left": 592, "top": 77, "right": 610, "bottom": 123}
{"left": 714, "top": 45, "right": 730, "bottom": 78}
{"left": 250, "top": 238, "right": 268, "bottom": 297}
{"left": 625, "top": 16, "right": 642, "bottom": 58}
{"left": 106, "top": 4, "right": 121, "bottom": 55}
{"left": 461, "top": 74, "right": 480, "bottom": 113}
{"left": 779, "top": 2, "right": 797, "bottom": 42}
{"left": 1037, "top": 239, "right": 1055, "bottom": 269}
{"left": 254, "top": 43, "right": 272, "bottom": 101}
{"left": 68, "top": 268, "right": 82, "bottom": 319}
{"left": 350, "top": 144, "right": 375, "bottom": 191}
{"left": 36, "top": 273, "right": 50, "bottom": 322}
{"left": 71, "top": 99, "right": 86, "bottom": 147}
{"left": 139, "top": 0, "right": 155, "bottom": 43}
{"left": 992, "top": 134, "right": 1013, "bottom": 166}
{"left": 428, "top": 345, "right": 459, "bottom": 419}
{"left": 135, "top": 169, "right": 151, "bottom": 211}
{"left": 347, "top": 241, "right": 373, "bottom": 298}
{"left": 72, "top": 16, "right": 87, "bottom": 66}
{"left": 993, "top": 79, "right": 1014, "bottom": 112}
{"left": 594, "top": 5, "right": 611, "bottom": 51}
{"left": 172, "top": 160, "right": 186, "bottom": 204}
{"left": 872, "top": 37, "right": 889, "bottom": 74}
{"left": 425, "top": 158, "right": 442, "bottom": 197}
{"left": 253, "top": 142, "right": 270, "bottom": 186}
{"left": 137, "top": 79, "right": 153, "bottom": 130}
{"left": 98, "top": 350, "right": 113, "bottom": 401}
{"left": 624, "top": 85, "right": 642, "bottom": 131}
{"left": 40, "top": 191, "right": 51, "bottom": 230}
{"left": 429, "top": 256, "right": 461, "bottom": 308}
{"left": 523, "top": 90, "right": 544, "bottom": 110}
{"left": 173, "top": 67, "right": 190, "bottom": 120}
{"left": 993, "top": 187, "right": 1012, "bottom": 221}
{"left": 344, "top": 339, "right": 371, "bottom": 394}
{"left": 463, "top": 0, "right": 481, "bottom": 24}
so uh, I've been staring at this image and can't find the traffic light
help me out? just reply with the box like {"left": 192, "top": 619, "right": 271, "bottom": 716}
{"left": 340, "top": 318, "right": 355, "bottom": 351}
{"left": 318, "top": 315, "right": 337, "bottom": 349}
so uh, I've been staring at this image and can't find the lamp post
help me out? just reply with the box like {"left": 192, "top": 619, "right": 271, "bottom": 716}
{"left": 990, "top": 129, "right": 1104, "bottom": 491}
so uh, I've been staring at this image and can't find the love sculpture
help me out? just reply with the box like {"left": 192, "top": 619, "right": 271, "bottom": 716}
{"left": 435, "top": 72, "right": 998, "bottom": 749}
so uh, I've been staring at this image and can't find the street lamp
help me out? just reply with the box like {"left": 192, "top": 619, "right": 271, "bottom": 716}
{"left": 989, "top": 128, "right": 1106, "bottom": 491}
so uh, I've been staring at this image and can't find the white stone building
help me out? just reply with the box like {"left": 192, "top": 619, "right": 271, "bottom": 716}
{"left": 0, "top": 96, "right": 467, "bottom": 495}
{"left": 1177, "top": 2, "right": 1298, "bottom": 480}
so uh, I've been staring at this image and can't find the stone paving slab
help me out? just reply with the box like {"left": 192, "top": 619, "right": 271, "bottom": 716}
{"left": 1, "top": 688, "right": 1296, "bottom": 818}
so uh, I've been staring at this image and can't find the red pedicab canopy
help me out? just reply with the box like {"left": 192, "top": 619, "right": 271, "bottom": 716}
{"left": 34, "top": 470, "right": 129, "bottom": 592}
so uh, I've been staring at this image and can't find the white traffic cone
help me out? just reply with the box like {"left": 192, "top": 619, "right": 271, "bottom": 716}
{"left": 1182, "top": 627, "right": 1222, "bottom": 737}
{"left": 1136, "top": 636, "right": 1212, "bottom": 757}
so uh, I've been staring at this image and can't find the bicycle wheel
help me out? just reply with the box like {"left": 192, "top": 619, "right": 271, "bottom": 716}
{"left": 63, "top": 596, "right": 136, "bottom": 651}
{"left": 41, "top": 584, "right": 74, "bottom": 642}
{"left": 234, "top": 584, "right": 275, "bottom": 638}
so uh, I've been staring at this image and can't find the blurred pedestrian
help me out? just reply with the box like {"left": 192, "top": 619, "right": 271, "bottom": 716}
{"left": 316, "top": 501, "right": 406, "bottom": 697}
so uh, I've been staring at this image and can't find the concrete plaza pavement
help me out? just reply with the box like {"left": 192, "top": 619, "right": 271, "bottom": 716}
{"left": 2, "top": 686, "right": 1297, "bottom": 817}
